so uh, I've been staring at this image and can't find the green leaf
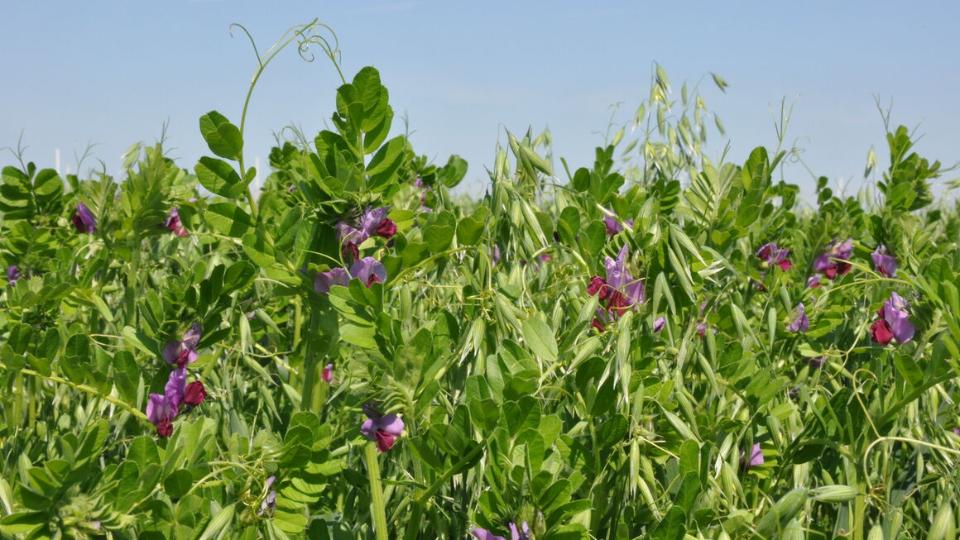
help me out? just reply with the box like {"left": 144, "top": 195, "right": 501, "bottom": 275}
{"left": 199, "top": 111, "right": 243, "bottom": 160}
{"left": 164, "top": 469, "right": 194, "bottom": 499}
{"left": 522, "top": 316, "right": 558, "bottom": 364}
{"left": 195, "top": 157, "right": 245, "bottom": 199}
{"left": 204, "top": 202, "right": 253, "bottom": 238}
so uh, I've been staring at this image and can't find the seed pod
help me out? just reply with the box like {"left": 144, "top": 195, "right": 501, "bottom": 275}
{"left": 757, "top": 488, "right": 809, "bottom": 537}
{"left": 928, "top": 503, "right": 956, "bottom": 540}
{"left": 810, "top": 484, "right": 859, "bottom": 503}
{"left": 867, "top": 524, "right": 885, "bottom": 540}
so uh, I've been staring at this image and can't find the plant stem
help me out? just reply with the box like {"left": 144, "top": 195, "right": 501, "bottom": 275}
{"left": 301, "top": 303, "right": 321, "bottom": 413}
{"left": 364, "top": 442, "right": 390, "bottom": 540}
{"left": 13, "top": 367, "right": 148, "bottom": 422}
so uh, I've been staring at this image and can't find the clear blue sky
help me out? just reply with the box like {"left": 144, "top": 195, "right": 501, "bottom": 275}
{"left": 2, "top": 1, "right": 958, "bottom": 200}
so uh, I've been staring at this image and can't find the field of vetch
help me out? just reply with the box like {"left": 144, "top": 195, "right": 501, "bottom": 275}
{"left": 1, "top": 20, "right": 960, "bottom": 540}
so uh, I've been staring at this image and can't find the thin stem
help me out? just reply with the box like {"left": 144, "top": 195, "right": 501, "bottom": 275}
{"left": 13, "top": 367, "right": 148, "bottom": 422}
{"left": 364, "top": 442, "right": 390, "bottom": 540}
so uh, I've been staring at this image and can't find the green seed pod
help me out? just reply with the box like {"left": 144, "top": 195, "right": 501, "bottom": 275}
{"left": 810, "top": 484, "right": 859, "bottom": 503}
{"left": 928, "top": 503, "right": 956, "bottom": 540}
{"left": 757, "top": 488, "right": 809, "bottom": 537}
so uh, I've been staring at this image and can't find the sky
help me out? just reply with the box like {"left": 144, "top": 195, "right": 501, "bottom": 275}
{"left": 2, "top": 1, "right": 958, "bottom": 201}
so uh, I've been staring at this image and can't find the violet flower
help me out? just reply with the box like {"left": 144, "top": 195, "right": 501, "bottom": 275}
{"left": 146, "top": 393, "right": 176, "bottom": 437}
{"left": 696, "top": 321, "right": 708, "bottom": 337}
{"left": 740, "top": 443, "right": 764, "bottom": 469}
{"left": 807, "top": 275, "right": 822, "bottom": 289}
{"left": 258, "top": 476, "right": 277, "bottom": 516}
{"left": 491, "top": 245, "right": 502, "bottom": 266}
{"left": 603, "top": 216, "right": 623, "bottom": 236}
{"left": 653, "top": 316, "right": 666, "bottom": 333}
{"left": 360, "top": 207, "right": 397, "bottom": 239}
{"left": 472, "top": 522, "right": 530, "bottom": 540}
{"left": 787, "top": 303, "right": 809, "bottom": 333}
{"left": 322, "top": 363, "right": 334, "bottom": 384}
{"left": 813, "top": 239, "right": 853, "bottom": 280}
{"left": 6, "top": 265, "right": 20, "bottom": 285}
{"left": 350, "top": 257, "right": 387, "bottom": 287}
{"left": 604, "top": 245, "right": 645, "bottom": 308}
{"left": 165, "top": 208, "right": 188, "bottom": 237}
{"left": 871, "top": 292, "right": 915, "bottom": 345}
{"left": 163, "top": 323, "right": 202, "bottom": 368}
{"left": 808, "top": 356, "right": 826, "bottom": 369}
{"left": 72, "top": 202, "right": 97, "bottom": 234}
{"left": 360, "top": 403, "right": 405, "bottom": 453}
{"left": 871, "top": 245, "right": 897, "bottom": 277}
{"left": 164, "top": 367, "right": 187, "bottom": 410}
{"left": 314, "top": 267, "right": 350, "bottom": 294}
{"left": 756, "top": 242, "right": 792, "bottom": 271}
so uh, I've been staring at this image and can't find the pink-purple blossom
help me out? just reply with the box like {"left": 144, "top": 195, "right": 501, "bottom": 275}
{"left": 314, "top": 267, "right": 350, "bottom": 294}
{"left": 871, "top": 245, "right": 897, "bottom": 277}
{"left": 787, "top": 303, "right": 809, "bottom": 333}
{"left": 813, "top": 239, "right": 854, "bottom": 280}
{"left": 756, "top": 242, "right": 792, "bottom": 271}
{"left": 361, "top": 403, "right": 405, "bottom": 453}
{"left": 350, "top": 257, "right": 387, "bottom": 287}
{"left": 72, "top": 202, "right": 97, "bottom": 234}
{"left": 871, "top": 292, "right": 915, "bottom": 345}
{"left": 165, "top": 208, "right": 188, "bottom": 237}
{"left": 163, "top": 323, "right": 202, "bottom": 368}
{"left": 6, "top": 265, "right": 20, "bottom": 285}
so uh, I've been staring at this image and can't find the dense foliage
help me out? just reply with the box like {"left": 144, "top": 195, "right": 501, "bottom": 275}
{"left": 2, "top": 20, "right": 960, "bottom": 540}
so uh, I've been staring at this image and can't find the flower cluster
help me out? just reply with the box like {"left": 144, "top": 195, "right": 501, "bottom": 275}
{"left": 146, "top": 323, "right": 207, "bottom": 437}
{"left": 337, "top": 207, "right": 397, "bottom": 262}
{"left": 870, "top": 292, "right": 915, "bottom": 345}
{"left": 586, "top": 246, "right": 644, "bottom": 332}
{"left": 810, "top": 238, "right": 853, "bottom": 284}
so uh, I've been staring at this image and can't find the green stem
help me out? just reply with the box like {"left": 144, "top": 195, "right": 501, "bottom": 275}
{"left": 364, "top": 443, "right": 390, "bottom": 540}
{"left": 300, "top": 301, "right": 323, "bottom": 413}
{"left": 13, "top": 367, "right": 148, "bottom": 422}
{"left": 125, "top": 233, "right": 140, "bottom": 327}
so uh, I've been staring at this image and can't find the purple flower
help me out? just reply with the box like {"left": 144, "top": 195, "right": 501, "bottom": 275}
{"left": 491, "top": 245, "right": 502, "bottom": 266}
{"left": 183, "top": 381, "right": 206, "bottom": 406}
{"left": 807, "top": 274, "right": 822, "bottom": 289}
{"left": 472, "top": 522, "right": 530, "bottom": 540}
{"left": 740, "top": 443, "right": 764, "bottom": 469}
{"left": 653, "top": 316, "right": 666, "bottom": 333}
{"left": 314, "top": 267, "right": 350, "bottom": 294}
{"left": 696, "top": 321, "right": 708, "bottom": 337}
{"left": 6, "top": 265, "right": 20, "bottom": 285}
{"left": 874, "top": 292, "right": 915, "bottom": 344}
{"left": 787, "top": 303, "right": 809, "bottom": 333}
{"left": 165, "top": 208, "right": 188, "bottom": 237}
{"left": 756, "top": 242, "right": 792, "bottom": 271}
{"left": 360, "top": 207, "right": 397, "bottom": 239}
{"left": 360, "top": 403, "right": 405, "bottom": 453}
{"left": 146, "top": 393, "right": 177, "bottom": 437}
{"left": 164, "top": 367, "right": 187, "bottom": 410}
{"left": 603, "top": 216, "right": 623, "bottom": 236}
{"left": 813, "top": 239, "right": 854, "bottom": 280}
{"left": 871, "top": 245, "right": 897, "bottom": 277}
{"left": 322, "top": 363, "right": 334, "bottom": 384}
{"left": 258, "top": 476, "right": 277, "bottom": 516}
{"left": 163, "top": 323, "right": 202, "bottom": 368}
{"left": 604, "top": 245, "right": 645, "bottom": 307}
{"left": 953, "top": 427, "right": 960, "bottom": 436}
{"left": 72, "top": 202, "right": 97, "bottom": 234}
{"left": 808, "top": 356, "right": 826, "bottom": 369}
{"left": 350, "top": 257, "right": 387, "bottom": 287}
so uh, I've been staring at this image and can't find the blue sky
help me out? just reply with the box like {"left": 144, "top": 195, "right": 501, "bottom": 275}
{"left": 2, "top": 1, "right": 958, "bottom": 199}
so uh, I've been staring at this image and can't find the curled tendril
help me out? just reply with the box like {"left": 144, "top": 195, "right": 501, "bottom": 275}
{"left": 229, "top": 23, "right": 263, "bottom": 68}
